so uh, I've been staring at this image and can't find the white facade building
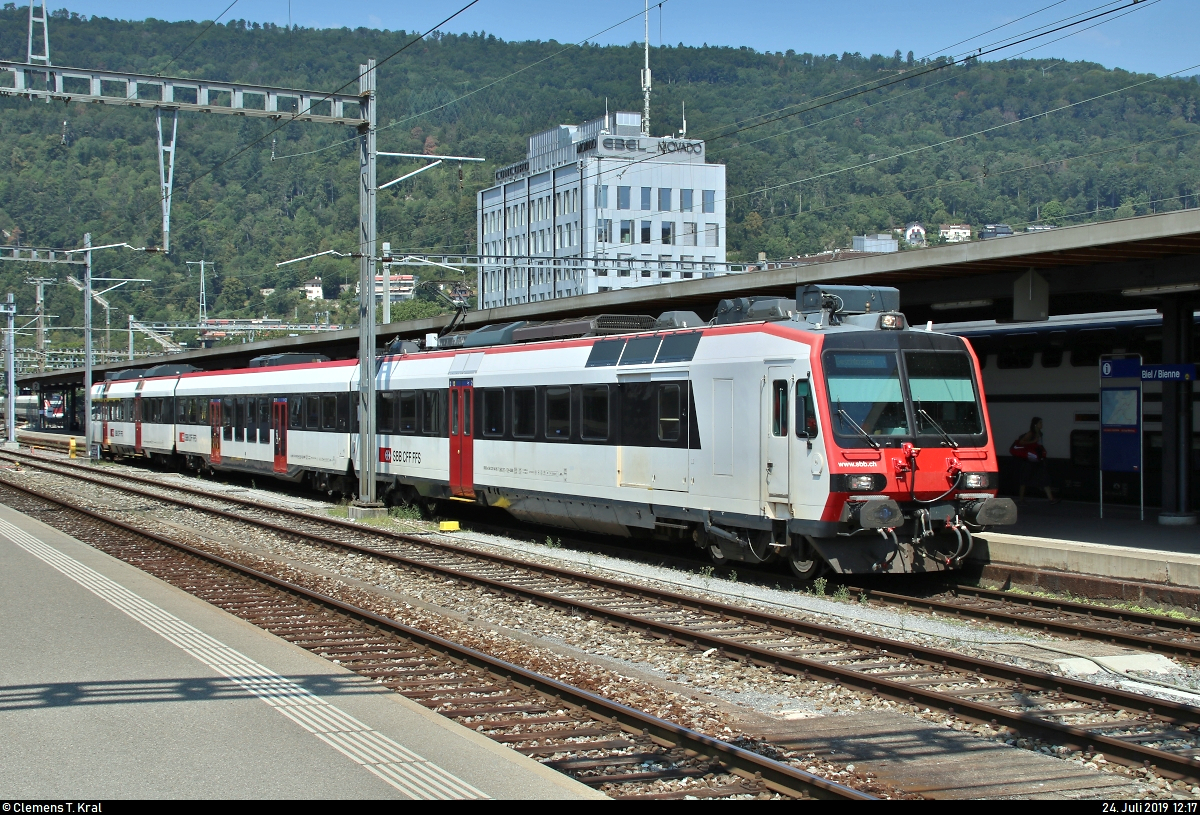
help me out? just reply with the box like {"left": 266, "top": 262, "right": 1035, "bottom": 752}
{"left": 477, "top": 111, "right": 727, "bottom": 309}
{"left": 852, "top": 234, "right": 898, "bottom": 253}
{"left": 939, "top": 224, "right": 972, "bottom": 243}
{"left": 300, "top": 277, "right": 324, "bottom": 301}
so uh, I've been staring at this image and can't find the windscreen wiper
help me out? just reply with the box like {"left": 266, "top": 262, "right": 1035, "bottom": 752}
{"left": 917, "top": 408, "right": 959, "bottom": 448}
{"left": 837, "top": 408, "right": 880, "bottom": 449}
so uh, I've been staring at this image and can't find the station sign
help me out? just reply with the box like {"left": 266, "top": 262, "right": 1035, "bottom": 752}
{"left": 1141, "top": 364, "right": 1196, "bottom": 381}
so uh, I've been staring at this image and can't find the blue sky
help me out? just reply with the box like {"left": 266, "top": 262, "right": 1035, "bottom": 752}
{"left": 34, "top": 0, "right": 1199, "bottom": 78}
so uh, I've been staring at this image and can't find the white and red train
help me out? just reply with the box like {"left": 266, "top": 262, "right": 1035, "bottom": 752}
{"left": 89, "top": 285, "right": 1016, "bottom": 576}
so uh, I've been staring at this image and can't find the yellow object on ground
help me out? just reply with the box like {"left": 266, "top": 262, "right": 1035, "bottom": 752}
{"left": 438, "top": 521, "right": 460, "bottom": 532}
{"left": 68, "top": 437, "right": 76, "bottom": 459}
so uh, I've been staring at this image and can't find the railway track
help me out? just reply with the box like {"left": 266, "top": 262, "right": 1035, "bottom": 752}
{"left": 0, "top": 474, "right": 869, "bottom": 801}
{"left": 4, "top": 451, "right": 1200, "bottom": 785}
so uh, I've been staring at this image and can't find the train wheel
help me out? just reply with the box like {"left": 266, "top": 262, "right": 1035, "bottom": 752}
{"left": 708, "top": 541, "right": 729, "bottom": 567}
{"left": 788, "top": 536, "right": 825, "bottom": 580}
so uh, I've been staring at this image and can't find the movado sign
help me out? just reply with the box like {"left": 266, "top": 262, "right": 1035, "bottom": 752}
{"left": 656, "top": 139, "right": 703, "bottom": 155}
{"left": 600, "top": 137, "right": 704, "bottom": 156}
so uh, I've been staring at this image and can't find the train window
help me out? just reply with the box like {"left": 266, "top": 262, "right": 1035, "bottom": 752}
{"left": 462, "top": 391, "right": 472, "bottom": 436}
{"left": 512, "top": 388, "right": 536, "bottom": 438}
{"left": 289, "top": 397, "right": 302, "bottom": 429}
{"left": 586, "top": 338, "right": 625, "bottom": 367}
{"left": 221, "top": 398, "right": 233, "bottom": 427}
{"left": 398, "top": 391, "right": 417, "bottom": 434}
{"left": 658, "top": 384, "right": 681, "bottom": 442}
{"left": 1041, "top": 348, "right": 1063, "bottom": 368}
{"left": 335, "top": 393, "right": 350, "bottom": 432}
{"left": 824, "top": 352, "right": 909, "bottom": 438}
{"left": 199, "top": 399, "right": 209, "bottom": 424}
{"left": 581, "top": 385, "right": 610, "bottom": 440}
{"left": 1071, "top": 329, "right": 1116, "bottom": 367}
{"left": 655, "top": 331, "right": 702, "bottom": 364}
{"left": 545, "top": 387, "right": 571, "bottom": 439}
{"left": 378, "top": 392, "right": 397, "bottom": 433}
{"left": 795, "top": 380, "right": 818, "bottom": 438}
{"left": 1070, "top": 430, "right": 1099, "bottom": 468}
{"left": 321, "top": 395, "right": 337, "bottom": 430}
{"left": 771, "top": 380, "right": 788, "bottom": 437}
{"left": 997, "top": 348, "right": 1034, "bottom": 369}
{"left": 421, "top": 390, "right": 446, "bottom": 436}
{"left": 450, "top": 392, "right": 459, "bottom": 435}
{"left": 247, "top": 398, "right": 258, "bottom": 435}
{"left": 176, "top": 398, "right": 186, "bottom": 423}
{"left": 303, "top": 396, "right": 318, "bottom": 430}
{"left": 259, "top": 399, "right": 271, "bottom": 442}
{"left": 482, "top": 389, "right": 504, "bottom": 437}
{"left": 619, "top": 336, "right": 661, "bottom": 366}
{"left": 905, "top": 352, "right": 983, "bottom": 436}
{"left": 235, "top": 397, "right": 246, "bottom": 442}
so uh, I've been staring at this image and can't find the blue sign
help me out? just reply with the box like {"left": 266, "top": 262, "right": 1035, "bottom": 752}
{"left": 1100, "top": 358, "right": 1141, "bottom": 379}
{"left": 1100, "top": 387, "right": 1141, "bottom": 472}
{"left": 1141, "top": 364, "right": 1196, "bottom": 382}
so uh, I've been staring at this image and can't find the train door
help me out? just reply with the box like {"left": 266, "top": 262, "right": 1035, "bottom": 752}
{"left": 210, "top": 399, "right": 222, "bottom": 465}
{"left": 790, "top": 371, "right": 830, "bottom": 517}
{"left": 133, "top": 395, "right": 143, "bottom": 452}
{"left": 448, "top": 380, "right": 474, "bottom": 497}
{"left": 763, "top": 367, "right": 792, "bottom": 504}
{"left": 272, "top": 398, "right": 288, "bottom": 473}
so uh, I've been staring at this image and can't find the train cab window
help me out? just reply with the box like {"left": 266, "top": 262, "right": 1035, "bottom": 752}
{"left": 824, "top": 352, "right": 909, "bottom": 438}
{"left": 481, "top": 390, "right": 504, "bottom": 437}
{"left": 259, "top": 399, "right": 271, "bottom": 442}
{"left": 378, "top": 392, "right": 397, "bottom": 433}
{"left": 512, "top": 388, "right": 536, "bottom": 438}
{"left": 795, "top": 380, "right": 818, "bottom": 438}
{"left": 305, "top": 396, "right": 320, "bottom": 430}
{"left": 619, "top": 336, "right": 661, "bottom": 366}
{"left": 289, "top": 396, "right": 303, "bottom": 429}
{"left": 658, "top": 384, "right": 681, "bottom": 442}
{"left": 398, "top": 391, "right": 417, "bottom": 434}
{"left": 770, "top": 380, "right": 788, "bottom": 437}
{"left": 321, "top": 395, "right": 337, "bottom": 430}
{"left": 1040, "top": 348, "right": 1063, "bottom": 368}
{"left": 545, "top": 387, "right": 571, "bottom": 439}
{"left": 905, "top": 351, "right": 983, "bottom": 436}
{"left": 334, "top": 393, "right": 350, "bottom": 432}
{"left": 421, "top": 390, "right": 445, "bottom": 436}
{"left": 581, "top": 385, "right": 610, "bottom": 441}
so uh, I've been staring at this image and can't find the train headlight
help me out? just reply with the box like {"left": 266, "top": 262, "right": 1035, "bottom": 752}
{"left": 961, "top": 472, "right": 988, "bottom": 489}
{"left": 879, "top": 313, "right": 902, "bottom": 330}
{"left": 848, "top": 474, "right": 877, "bottom": 491}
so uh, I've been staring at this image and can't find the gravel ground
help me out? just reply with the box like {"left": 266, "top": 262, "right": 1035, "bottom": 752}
{"left": 6, "top": 458, "right": 1196, "bottom": 798}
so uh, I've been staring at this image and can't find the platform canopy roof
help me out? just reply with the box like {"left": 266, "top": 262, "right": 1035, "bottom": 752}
{"left": 21, "top": 208, "right": 1200, "bottom": 390}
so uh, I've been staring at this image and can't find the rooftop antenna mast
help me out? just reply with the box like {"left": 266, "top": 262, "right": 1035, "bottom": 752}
{"left": 641, "top": 0, "right": 651, "bottom": 136}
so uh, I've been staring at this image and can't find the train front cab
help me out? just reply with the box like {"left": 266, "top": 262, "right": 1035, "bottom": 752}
{"left": 791, "top": 326, "right": 1017, "bottom": 575}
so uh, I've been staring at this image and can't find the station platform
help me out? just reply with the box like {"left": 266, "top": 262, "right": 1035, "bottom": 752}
{"left": 969, "top": 499, "right": 1200, "bottom": 604}
{"left": 0, "top": 503, "right": 602, "bottom": 799}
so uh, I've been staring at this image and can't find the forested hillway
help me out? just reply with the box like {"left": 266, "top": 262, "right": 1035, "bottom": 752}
{"left": 1, "top": 6, "right": 1198, "bottom": 339}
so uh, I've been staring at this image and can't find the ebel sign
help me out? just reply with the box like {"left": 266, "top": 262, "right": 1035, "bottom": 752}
{"left": 600, "top": 137, "right": 703, "bottom": 157}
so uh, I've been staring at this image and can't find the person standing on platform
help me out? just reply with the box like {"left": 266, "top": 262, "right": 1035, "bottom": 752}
{"left": 1011, "top": 416, "right": 1059, "bottom": 503}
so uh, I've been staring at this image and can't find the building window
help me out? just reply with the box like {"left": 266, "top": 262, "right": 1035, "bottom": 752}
{"left": 661, "top": 222, "right": 675, "bottom": 245}
{"left": 680, "top": 189, "right": 693, "bottom": 212}
{"left": 620, "top": 220, "right": 633, "bottom": 244}
{"left": 659, "top": 255, "right": 673, "bottom": 277}
{"left": 681, "top": 222, "right": 697, "bottom": 246}
{"left": 705, "top": 223, "right": 719, "bottom": 247}
{"left": 556, "top": 225, "right": 562, "bottom": 249}
{"left": 640, "top": 221, "right": 652, "bottom": 244}
{"left": 658, "top": 188, "right": 671, "bottom": 211}
{"left": 597, "top": 218, "right": 613, "bottom": 244}
{"left": 640, "top": 187, "right": 651, "bottom": 210}
{"left": 617, "top": 186, "right": 631, "bottom": 210}
{"left": 703, "top": 189, "right": 716, "bottom": 213}
{"left": 596, "top": 185, "right": 608, "bottom": 209}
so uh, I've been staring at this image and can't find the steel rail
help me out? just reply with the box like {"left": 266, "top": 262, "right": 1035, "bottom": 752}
{"left": 0, "top": 474, "right": 868, "bottom": 801}
{"left": 5, "top": 452, "right": 1200, "bottom": 781}
{"left": 851, "top": 585, "right": 1200, "bottom": 662}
